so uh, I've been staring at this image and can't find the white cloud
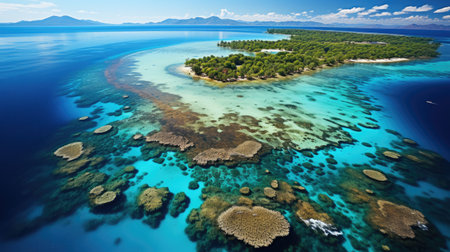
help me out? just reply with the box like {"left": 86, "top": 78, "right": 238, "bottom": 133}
{"left": 0, "top": 1, "right": 55, "bottom": 12}
{"left": 402, "top": 4, "right": 433, "bottom": 13}
{"left": 443, "top": 15, "right": 450, "bottom": 19}
{"left": 371, "top": 12, "right": 391, "bottom": 17}
{"left": 338, "top": 7, "right": 365, "bottom": 15}
{"left": 313, "top": 9, "right": 447, "bottom": 26}
{"left": 394, "top": 4, "right": 433, "bottom": 15}
{"left": 358, "top": 4, "right": 389, "bottom": 16}
{"left": 219, "top": 8, "right": 233, "bottom": 18}
{"left": 165, "top": 7, "right": 450, "bottom": 26}
{"left": 312, "top": 7, "right": 365, "bottom": 23}
{"left": 218, "top": 8, "right": 308, "bottom": 22}
{"left": 383, "top": 15, "right": 441, "bottom": 25}
{"left": 434, "top": 6, "right": 450, "bottom": 13}
{"left": 373, "top": 4, "right": 389, "bottom": 10}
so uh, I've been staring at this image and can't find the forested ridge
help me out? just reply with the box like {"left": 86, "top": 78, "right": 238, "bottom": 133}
{"left": 185, "top": 29, "right": 440, "bottom": 82}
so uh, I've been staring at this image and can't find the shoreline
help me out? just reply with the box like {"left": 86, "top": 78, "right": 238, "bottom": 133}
{"left": 177, "top": 65, "right": 326, "bottom": 87}
{"left": 179, "top": 57, "right": 412, "bottom": 86}
{"left": 346, "top": 58, "right": 410, "bottom": 63}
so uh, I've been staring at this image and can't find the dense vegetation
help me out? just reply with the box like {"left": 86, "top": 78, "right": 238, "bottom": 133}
{"left": 185, "top": 29, "right": 440, "bottom": 82}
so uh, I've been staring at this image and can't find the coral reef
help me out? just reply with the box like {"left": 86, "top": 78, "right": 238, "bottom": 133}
{"left": 199, "top": 196, "right": 231, "bottom": 221}
{"left": 264, "top": 187, "right": 276, "bottom": 198}
{"left": 123, "top": 165, "right": 136, "bottom": 173}
{"left": 94, "top": 125, "right": 113, "bottom": 134}
{"left": 275, "top": 181, "right": 296, "bottom": 204}
{"left": 193, "top": 140, "right": 262, "bottom": 165}
{"left": 293, "top": 185, "right": 307, "bottom": 192}
{"left": 133, "top": 133, "right": 143, "bottom": 140}
{"left": 405, "top": 154, "right": 423, "bottom": 163}
{"left": 146, "top": 131, "right": 194, "bottom": 151}
{"left": 237, "top": 197, "right": 253, "bottom": 207}
{"left": 92, "top": 191, "right": 117, "bottom": 206}
{"left": 217, "top": 206, "right": 290, "bottom": 248}
{"left": 358, "top": 122, "right": 380, "bottom": 129}
{"left": 318, "top": 194, "right": 335, "bottom": 208}
{"left": 138, "top": 187, "right": 170, "bottom": 213}
{"left": 271, "top": 180, "right": 279, "bottom": 189}
{"left": 402, "top": 138, "right": 417, "bottom": 146}
{"left": 368, "top": 200, "right": 428, "bottom": 239}
{"left": 188, "top": 181, "right": 199, "bottom": 190}
{"left": 185, "top": 195, "right": 233, "bottom": 250}
{"left": 363, "top": 169, "right": 388, "bottom": 182}
{"left": 54, "top": 158, "right": 90, "bottom": 175}
{"left": 193, "top": 148, "right": 230, "bottom": 165}
{"left": 89, "top": 185, "right": 105, "bottom": 197}
{"left": 294, "top": 200, "right": 341, "bottom": 236}
{"left": 134, "top": 186, "right": 172, "bottom": 228}
{"left": 230, "top": 141, "right": 263, "bottom": 158}
{"left": 169, "top": 192, "right": 190, "bottom": 217}
{"left": 383, "top": 150, "right": 401, "bottom": 160}
{"left": 54, "top": 142, "right": 84, "bottom": 161}
{"left": 239, "top": 187, "right": 250, "bottom": 195}
{"left": 295, "top": 200, "right": 333, "bottom": 225}
{"left": 62, "top": 172, "right": 107, "bottom": 191}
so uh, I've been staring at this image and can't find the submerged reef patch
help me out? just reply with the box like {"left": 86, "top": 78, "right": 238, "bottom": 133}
{"left": 217, "top": 206, "right": 290, "bottom": 248}
{"left": 54, "top": 142, "right": 84, "bottom": 161}
{"left": 146, "top": 131, "right": 194, "bottom": 151}
{"left": 193, "top": 140, "right": 262, "bottom": 165}
{"left": 368, "top": 200, "right": 427, "bottom": 239}
{"left": 363, "top": 169, "right": 388, "bottom": 182}
{"left": 138, "top": 186, "right": 171, "bottom": 214}
{"left": 94, "top": 125, "right": 113, "bottom": 134}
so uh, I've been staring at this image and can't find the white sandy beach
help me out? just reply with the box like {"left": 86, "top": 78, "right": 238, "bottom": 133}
{"left": 261, "top": 49, "right": 288, "bottom": 53}
{"left": 348, "top": 58, "right": 410, "bottom": 63}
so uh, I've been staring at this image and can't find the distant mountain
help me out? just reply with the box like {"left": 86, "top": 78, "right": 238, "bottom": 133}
{"left": 151, "top": 16, "right": 324, "bottom": 27}
{"left": 151, "top": 16, "right": 242, "bottom": 25}
{"left": 400, "top": 24, "right": 450, "bottom": 31}
{"left": 2, "top": 15, "right": 105, "bottom": 26}
{"left": 242, "top": 20, "right": 324, "bottom": 27}
{"left": 2, "top": 15, "right": 450, "bottom": 31}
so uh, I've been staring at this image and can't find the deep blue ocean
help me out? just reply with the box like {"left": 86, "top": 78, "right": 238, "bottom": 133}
{"left": 0, "top": 25, "right": 449, "bottom": 251}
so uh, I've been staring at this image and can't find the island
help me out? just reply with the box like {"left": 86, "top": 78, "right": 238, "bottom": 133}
{"left": 184, "top": 29, "right": 440, "bottom": 83}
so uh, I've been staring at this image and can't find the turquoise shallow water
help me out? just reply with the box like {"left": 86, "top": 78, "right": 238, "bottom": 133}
{"left": 0, "top": 27, "right": 449, "bottom": 251}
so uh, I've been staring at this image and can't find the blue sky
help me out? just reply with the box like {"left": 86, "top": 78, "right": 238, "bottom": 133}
{"left": 0, "top": 0, "right": 449, "bottom": 25}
